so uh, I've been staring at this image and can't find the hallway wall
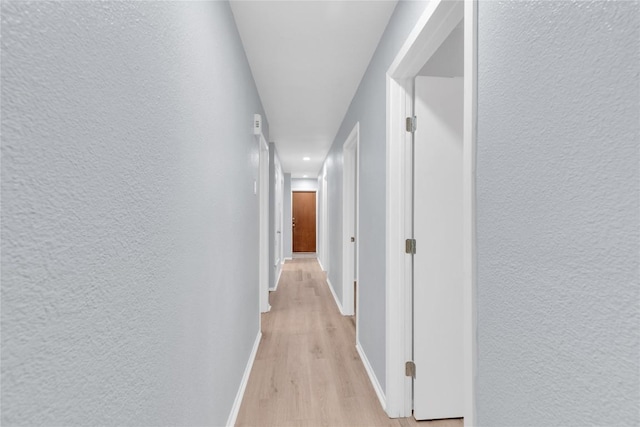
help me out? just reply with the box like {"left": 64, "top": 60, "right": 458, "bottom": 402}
{"left": 476, "top": 1, "right": 639, "bottom": 425}
{"left": 291, "top": 178, "right": 318, "bottom": 191}
{"left": 1, "top": 2, "right": 267, "bottom": 425}
{"left": 321, "top": 0, "right": 430, "bottom": 394}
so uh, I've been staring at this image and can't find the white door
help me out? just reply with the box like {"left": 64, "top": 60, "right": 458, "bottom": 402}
{"left": 342, "top": 125, "right": 358, "bottom": 316}
{"left": 413, "top": 76, "right": 464, "bottom": 420}
{"left": 274, "top": 162, "right": 284, "bottom": 285}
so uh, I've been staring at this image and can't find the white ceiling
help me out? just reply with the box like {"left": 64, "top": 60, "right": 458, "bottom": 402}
{"left": 230, "top": 1, "right": 398, "bottom": 178}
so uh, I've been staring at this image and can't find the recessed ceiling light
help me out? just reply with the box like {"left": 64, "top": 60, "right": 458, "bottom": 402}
{"left": 303, "top": 175, "right": 308, "bottom": 178}
{"left": 303, "top": 157, "right": 310, "bottom": 161}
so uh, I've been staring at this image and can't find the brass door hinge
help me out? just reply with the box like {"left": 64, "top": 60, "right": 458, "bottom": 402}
{"left": 405, "top": 239, "right": 416, "bottom": 254}
{"left": 405, "top": 361, "right": 416, "bottom": 378}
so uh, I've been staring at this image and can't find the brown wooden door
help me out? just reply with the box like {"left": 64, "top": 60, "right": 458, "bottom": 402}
{"left": 292, "top": 191, "right": 316, "bottom": 252}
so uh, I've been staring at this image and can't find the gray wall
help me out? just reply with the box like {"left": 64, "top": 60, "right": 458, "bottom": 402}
{"left": 321, "top": 0, "right": 430, "bottom": 392}
{"left": 476, "top": 1, "right": 639, "bottom": 425}
{"left": 1, "top": 2, "right": 267, "bottom": 425}
{"left": 283, "top": 173, "right": 292, "bottom": 259}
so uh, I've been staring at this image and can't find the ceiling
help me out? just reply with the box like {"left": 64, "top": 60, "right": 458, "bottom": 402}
{"left": 230, "top": 1, "right": 398, "bottom": 178}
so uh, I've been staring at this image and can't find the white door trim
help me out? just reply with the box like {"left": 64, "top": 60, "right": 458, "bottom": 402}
{"left": 320, "top": 166, "right": 329, "bottom": 272}
{"left": 384, "top": 0, "right": 477, "bottom": 424}
{"left": 462, "top": 2, "right": 478, "bottom": 424}
{"left": 273, "top": 158, "right": 284, "bottom": 291}
{"left": 258, "top": 133, "right": 270, "bottom": 314}
{"left": 342, "top": 122, "right": 359, "bottom": 317}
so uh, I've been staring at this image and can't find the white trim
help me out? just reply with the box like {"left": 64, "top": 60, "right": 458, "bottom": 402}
{"left": 284, "top": 257, "right": 293, "bottom": 261}
{"left": 226, "top": 332, "right": 262, "bottom": 427}
{"left": 317, "top": 257, "right": 327, "bottom": 272}
{"left": 258, "top": 133, "right": 270, "bottom": 314}
{"left": 342, "top": 123, "right": 359, "bottom": 317}
{"left": 271, "top": 261, "right": 284, "bottom": 292}
{"left": 463, "top": 1, "right": 478, "bottom": 424}
{"left": 273, "top": 156, "right": 284, "bottom": 295}
{"left": 388, "top": 0, "right": 464, "bottom": 79}
{"left": 356, "top": 342, "right": 386, "bottom": 412}
{"left": 385, "top": 70, "right": 414, "bottom": 420}
{"left": 325, "top": 277, "right": 344, "bottom": 315}
{"left": 319, "top": 166, "right": 329, "bottom": 275}
{"left": 385, "top": 0, "right": 476, "bottom": 423}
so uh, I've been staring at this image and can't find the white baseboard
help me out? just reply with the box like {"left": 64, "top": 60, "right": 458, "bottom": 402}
{"left": 226, "top": 331, "right": 262, "bottom": 427}
{"left": 272, "top": 262, "right": 284, "bottom": 291}
{"left": 284, "top": 257, "right": 293, "bottom": 261}
{"left": 356, "top": 341, "right": 386, "bottom": 412}
{"left": 317, "top": 257, "right": 326, "bottom": 272}
{"left": 325, "top": 277, "right": 344, "bottom": 315}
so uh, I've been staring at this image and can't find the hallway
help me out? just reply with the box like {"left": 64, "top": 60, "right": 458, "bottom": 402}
{"left": 1, "top": 1, "right": 637, "bottom": 425}
{"left": 236, "top": 258, "right": 462, "bottom": 427}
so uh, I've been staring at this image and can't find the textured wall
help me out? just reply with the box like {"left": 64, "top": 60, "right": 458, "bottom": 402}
{"left": 321, "top": 0, "right": 429, "bottom": 392}
{"left": 476, "top": 1, "right": 639, "bottom": 425}
{"left": 1, "top": 2, "right": 267, "bottom": 425}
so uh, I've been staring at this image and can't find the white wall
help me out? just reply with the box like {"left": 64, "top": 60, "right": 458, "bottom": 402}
{"left": 476, "top": 1, "right": 639, "bottom": 425}
{"left": 291, "top": 178, "right": 318, "bottom": 191}
{"left": 320, "top": 0, "right": 430, "bottom": 393}
{"left": 0, "top": 2, "right": 267, "bottom": 425}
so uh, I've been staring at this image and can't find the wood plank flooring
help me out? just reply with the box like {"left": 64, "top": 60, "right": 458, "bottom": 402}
{"left": 235, "top": 258, "right": 463, "bottom": 427}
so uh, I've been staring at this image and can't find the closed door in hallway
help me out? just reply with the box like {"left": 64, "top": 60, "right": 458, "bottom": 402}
{"left": 292, "top": 191, "right": 316, "bottom": 252}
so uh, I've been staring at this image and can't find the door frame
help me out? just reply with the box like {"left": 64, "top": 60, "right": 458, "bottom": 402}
{"left": 320, "top": 166, "right": 329, "bottom": 272}
{"left": 273, "top": 156, "right": 284, "bottom": 291}
{"left": 258, "top": 132, "right": 270, "bottom": 314}
{"left": 384, "top": 0, "right": 477, "bottom": 424}
{"left": 342, "top": 122, "right": 360, "bottom": 318}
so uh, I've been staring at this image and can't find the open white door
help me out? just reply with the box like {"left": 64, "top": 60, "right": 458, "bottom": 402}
{"left": 413, "top": 75, "right": 464, "bottom": 420}
{"left": 385, "top": 1, "right": 475, "bottom": 422}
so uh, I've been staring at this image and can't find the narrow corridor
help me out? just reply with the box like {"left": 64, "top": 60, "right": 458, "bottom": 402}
{"left": 235, "top": 258, "right": 462, "bottom": 427}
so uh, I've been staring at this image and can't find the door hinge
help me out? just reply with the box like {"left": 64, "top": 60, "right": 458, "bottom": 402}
{"left": 405, "top": 361, "right": 416, "bottom": 378}
{"left": 405, "top": 116, "right": 417, "bottom": 133}
{"left": 405, "top": 238, "right": 416, "bottom": 254}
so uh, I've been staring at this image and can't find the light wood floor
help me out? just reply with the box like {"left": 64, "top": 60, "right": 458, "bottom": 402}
{"left": 235, "top": 258, "right": 462, "bottom": 427}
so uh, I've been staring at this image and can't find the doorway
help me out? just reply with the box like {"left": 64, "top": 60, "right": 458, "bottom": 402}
{"left": 342, "top": 123, "right": 359, "bottom": 318}
{"left": 385, "top": 0, "right": 476, "bottom": 424}
{"left": 273, "top": 158, "right": 284, "bottom": 290}
{"left": 292, "top": 191, "right": 317, "bottom": 252}
{"left": 320, "top": 168, "right": 329, "bottom": 272}
{"left": 258, "top": 133, "right": 270, "bottom": 314}
{"left": 412, "top": 21, "right": 464, "bottom": 420}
